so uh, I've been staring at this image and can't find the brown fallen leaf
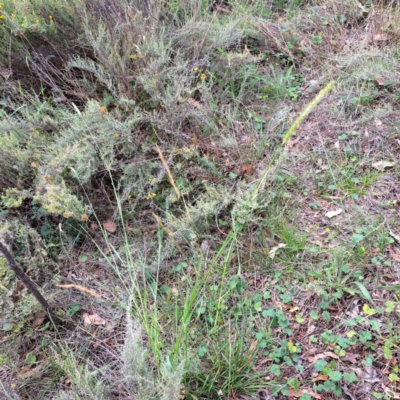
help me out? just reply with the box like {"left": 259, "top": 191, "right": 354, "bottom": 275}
{"left": 342, "top": 353, "right": 359, "bottom": 363}
{"left": 372, "top": 160, "right": 395, "bottom": 171}
{"left": 186, "top": 98, "right": 203, "bottom": 110}
{"left": 241, "top": 163, "right": 255, "bottom": 175}
{"left": 354, "top": 366, "right": 380, "bottom": 383}
{"left": 82, "top": 312, "right": 106, "bottom": 326}
{"left": 125, "top": 224, "right": 135, "bottom": 232}
{"left": 19, "top": 361, "right": 47, "bottom": 378}
{"left": 12, "top": 281, "right": 24, "bottom": 303}
{"left": 214, "top": 5, "right": 231, "bottom": 13}
{"left": 288, "top": 136, "right": 301, "bottom": 149}
{"left": 32, "top": 311, "right": 47, "bottom": 330}
{"left": 307, "top": 351, "right": 339, "bottom": 362}
{"left": 325, "top": 208, "right": 343, "bottom": 219}
{"left": 390, "top": 232, "right": 400, "bottom": 243}
{"left": 389, "top": 246, "right": 400, "bottom": 262}
{"left": 312, "top": 375, "right": 329, "bottom": 382}
{"left": 288, "top": 388, "right": 322, "bottom": 399}
{"left": 103, "top": 220, "right": 117, "bottom": 233}
{"left": 56, "top": 284, "right": 103, "bottom": 299}
{"left": 383, "top": 366, "right": 390, "bottom": 375}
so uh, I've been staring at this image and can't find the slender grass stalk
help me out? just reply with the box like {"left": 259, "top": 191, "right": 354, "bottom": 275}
{"left": 220, "top": 80, "right": 335, "bottom": 240}
{"left": 155, "top": 145, "right": 180, "bottom": 199}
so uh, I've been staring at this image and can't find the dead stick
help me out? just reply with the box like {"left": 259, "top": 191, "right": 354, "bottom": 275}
{"left": 0, "top": 242, "right": 61, "bottom": 326}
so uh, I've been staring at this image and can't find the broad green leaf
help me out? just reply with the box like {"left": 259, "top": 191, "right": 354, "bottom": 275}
{"left": 328, "top": 370, "right": 342, "bottom": 382}
{"left": 385, "top": 301, "right": 395, "bottom": 313}
{"left": 343, "top": 372, "right": 357, "bottom": 383}
{"left": 270, "top": 364, "right": 281, "bottom": 376}
{"left": 314, "top": 359, "right": 327, "bottom": 372}
{"left": 355, "top": 282, "right": 373, "bottom": 302}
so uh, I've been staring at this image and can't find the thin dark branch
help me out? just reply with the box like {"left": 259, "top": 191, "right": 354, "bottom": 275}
{"left": 0, "top": 242, "right": 61, "bottom": 326}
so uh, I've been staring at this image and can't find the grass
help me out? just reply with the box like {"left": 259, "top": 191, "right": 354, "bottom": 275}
{"left": 2, "top": 0, "right": 400, "bottom": 399}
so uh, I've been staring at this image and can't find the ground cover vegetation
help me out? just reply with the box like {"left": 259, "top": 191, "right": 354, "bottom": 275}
{"left": 1, "top": 0, "right": 400, "bottom": 398}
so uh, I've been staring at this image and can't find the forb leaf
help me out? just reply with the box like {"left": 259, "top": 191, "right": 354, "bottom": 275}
{"left": 355, "top": 282, "right": 373, "bottom": 302}
{"left": 328, "top": 370, "right": 342, "bottom": 382}
{"left": 362, "top": 303, "right": 376, "bottom": 315}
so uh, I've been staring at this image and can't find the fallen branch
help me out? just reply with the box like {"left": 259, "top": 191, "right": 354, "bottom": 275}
{"left": 55, "top": 284, "right": 103, "bottom": 299}
{"left": 0, "top": 242, "right": 61, "bottom": 326}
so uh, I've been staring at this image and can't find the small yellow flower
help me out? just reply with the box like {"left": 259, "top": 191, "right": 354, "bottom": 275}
{"left": 127, "top": 194, "right": 132, "bottom": 200}
{"left": 0, "top": 15, "right": 5, "bottom": 19}
{"left": 325, "top": 227, "right": 330, "bottom": 232}
{"left": 49, "top": 15, "right": 53, "bottom": 19}
{"left": 35, "top": 19, "right": 39, "bottom": 23}
{"left": 64, "top": 211, "right": 74, "bottom": 219}
{"left": 113, "top": 132, "right": 119, "bottom": 138}
{"left": 146, "top": 192, "right": 156, "bottom": 200}
{"left": 193, "top": 67, "right": 198, "bottom": 72}
{"left": 99, "top": 106, "right": 107, "bottom": 115}
{"left": 11, "top": 13, "right": 15, "bottom": 18}
{"left": 200, "top": 73, "right": 206, "bottom": 80}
